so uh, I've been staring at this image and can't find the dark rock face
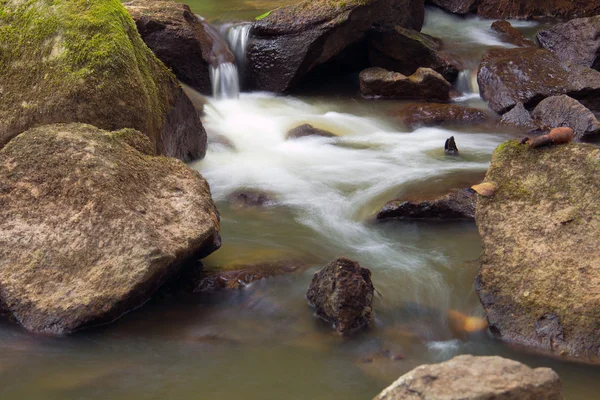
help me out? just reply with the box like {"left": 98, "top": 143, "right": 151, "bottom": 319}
{"left": 306, "top": 257, "right": 374, "bottom": 335}
{"left": 227, "top": 189, "right": 277, "bottom": 208}
{"left": 368, "top": 26, "right": 460, "bottom": 82}
{"left": 476, "top": 141, "right": 600, "bottom": 363}
{"left": 377, "top": 189, "right": 476, "bottom": 221}
{"left": 491, "top": 20, "right": 536, "bottom": 48}
{"left": 125, "top": 0, "right": 235, "bottom": 95}
{"left": 531, "top": 95, "right": 600, "bottom": 140}
{"left": 537, "top": 16, "right": 600, "bottom": 71}
{"left": 246, "top": 0, "right": 425, "bottom": 93}
{"left": 360, "top": 67, "right": 451, "bottom": 101}
{"left": 499, "top": 102, "right": 539, "bottom": 131}
{"left": 0, "top": 0, "right": 206, "bottom": 162}
{"left": 477, "top": 48, "right": 600, "bottom": 114}
{"left": 445, "top": 136, "right": 459, "bottom": 155}
{"left": 0, "top": 124, "right": 221, "bottom": 334}
{"left": 287, "top": 124, "right": 337, "bottom": 139}
{"left": 374, "top": 355, "right": 564, "bottom": 400}
{"left": 477, "top": 0, "right": 600, "bottom": 20}
{"left": 425, "top": 0, "right": 478, "bottom": 14}
{"left": 397, "top": 104, "right": 488, "bottom": 128}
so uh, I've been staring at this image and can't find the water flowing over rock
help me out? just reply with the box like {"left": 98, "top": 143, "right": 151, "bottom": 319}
{"left": 220, "top": 23, "right": 251, "bottom": 87}
{"left": 477, "top": 48, "right": 600, "bottom": 114}
{"left": 377, "top": 189, "right": 476, "bottom": 221}
{"left": 0, "top": 0, "right": 206, "bottom": 162}
{"left": 368, "top": 26, "right": 460, "bottom": 82}
{"left": 287, "top": 124, "right": 337, "bottom": 140}
{"left": 537, "top": 16, "right": 600, "bottom": 71}
{"left": 306, "top": 258, "right": 374, "bottom": 335}
{"left": 373, "top": 355, "right": 564, "bottom": 400}
{"left": 491, "top": 20, "right": 536, "bottom": 48}
{"left": 360, "top": 67, "right": 451, "bottom": 101}
{"left": 397, "top": 104, "right": 488, "bottom": 128}
{"left": 246, "top": 0, "right": 425, "bottom": 92}
{"left": 531, "top": 95, "right": 600, "bottom": 140}
{"left": 476, "top": 141, "right": 600, "bottom": 363}
{"left": 0, "top": 123, "right": 221, "bottom": 334}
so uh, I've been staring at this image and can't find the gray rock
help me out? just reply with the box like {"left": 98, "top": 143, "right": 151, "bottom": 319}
{"left": 531, "top": 95, "right": 600, "bottom": 140}
{"left": 377, "top": 188, "right": 476, "bottom": 221}
{"left": 500, "top": 102, "right": 539, "bottom": 131}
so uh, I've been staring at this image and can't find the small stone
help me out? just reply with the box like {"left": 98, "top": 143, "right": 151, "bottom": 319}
{"left": 445, "top": 136, "right": 459, "bottom": 155}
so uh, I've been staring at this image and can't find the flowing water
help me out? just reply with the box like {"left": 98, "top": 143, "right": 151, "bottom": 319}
{"left": 2, "top": 3, "right": 600, "bottom": 399}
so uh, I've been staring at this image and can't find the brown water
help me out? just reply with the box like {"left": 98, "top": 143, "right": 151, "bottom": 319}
{"left": 2, "top": 2, "right": 600, "bottom": 399}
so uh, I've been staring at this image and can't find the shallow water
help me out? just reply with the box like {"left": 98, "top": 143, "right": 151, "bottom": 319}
{"left": 2, "top": 3, "right": 600, "bottom": 400}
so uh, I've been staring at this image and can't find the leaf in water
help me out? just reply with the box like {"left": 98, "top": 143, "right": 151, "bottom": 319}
{"left": 472, "top": 182, "right": 496, "bottom": 197}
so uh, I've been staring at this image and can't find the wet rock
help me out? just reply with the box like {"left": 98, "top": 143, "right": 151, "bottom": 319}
{"left": 491, "top": 20, "right": 536, "bottom": 48}
{"left": 377, "top": 188, "right": 476, "bottom": 221}
{"left": 477, "top": 0, "right": 600, "bottom": 20}
{"left": 246, "top": 0, "right": 425, "bottom": 92}
{"left": 0, "top": 123, "right": 220, "bottom": 334}
{"left": 537, "top": 16, "right": 600, "bottom": 71}
{"left": 306, "top": 257, "right": 374, "bottom": 335}
{"left": 368, "top": 26, "right": 461, "bottom": 82}
{"left": 0, "top": 0, "right": 206, "bottom": 162}
{"left": 425, "top": 0, "right": 478, "bottom": 14}
{"left": 397, "top": 103, "right": 488, "bottom": 128}
{"left": 125, "top": 0, "right": 235, "bottom": 95}
{"left": 227, "top": 189, "right": 277, "bottom": 208}
{"left": 531, "top": 95, "right": 600, "bottom": 140}
{"left": 374, "top": 355, "right": 564, "bottom": 400}
{"left": 360, "top": 68, "right": 451, "bottom": 102}
{"left": 477, "top": 47, "right": 600, "bottom": 114}
{"left": 287, "top": 124, "right": 337, "bottom": 140}
{"left": 499, "top": 102, "right": 539, "bottom": 131}
{"left": 445, "top": 136, "right": 459, "bottom": 155}
{"left": 526, "top": 127, "right": 574, "bottom": 148}
{"left": 476, "top": 140, "right": 600, "bottom": 363}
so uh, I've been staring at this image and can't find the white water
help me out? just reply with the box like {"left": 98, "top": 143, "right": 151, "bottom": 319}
{"left": 220, "top": 23, "right": 251, "bottom": 71}
{"left": 210, "top": 63, "right": 241, "bottom": 99}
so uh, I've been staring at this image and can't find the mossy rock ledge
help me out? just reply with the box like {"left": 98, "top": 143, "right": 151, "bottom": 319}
{"left": 0, "top": 0, "right": 206, "bottom": 161}
{"left": 0, "top": 123, "right": 221, "bottom": 334}
{"left": 476, "top": 140, "right": 600, "bottom": 363}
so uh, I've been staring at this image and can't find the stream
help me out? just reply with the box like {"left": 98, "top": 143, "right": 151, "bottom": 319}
{"left": 1, "top": 2, "right": 599, "bottom": 399}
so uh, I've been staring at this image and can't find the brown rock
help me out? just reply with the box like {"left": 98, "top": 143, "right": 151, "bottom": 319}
{"left": 537, "top": 16, "right": 600, "bottom": 71}
{"left": 425, "top": 0, "right": 478, "bottom": 14}
{"left": 377, "top": 188, "right": 476, "bottom": 221}
{"left": 527, "top": 127, "right": 574, "bottom": 148}
{"left": 125, "top": 0, "right": 235, "bottom": 95}
{"left": 0, "top": 123, "right": 220, "bottom": 334}
{"left": 360, "top": 67, "right": 451, "bottom": 101}
{"left": 476, "top": 140, "right": 600, "bottom": 363}
{"left": 306, "top": 257, "right": 374, "bottom": 335}
{"left": 477, "top": 0, "right": 600, "bottom": 20}
{"left": 227, "top": 189, "right": 277, "bottom": 208}
{"left": 491, "top": 20, "right": 536, "bottom": 48}
{"left": 287, "top": 124, "right": 337, "bottom": 139}
{"left": 397, "top": 103, "right": 488, "bottom": 128}
{"left": 531, "top": 95, "right": 600, "bottom": 140}
{"left": 477, "top": 47, "right": 600, "bottom": 114}
{"left": 373, "top": 355, "right": 564, "bottom": 400}
{"left": 368, "top": 26, "right": 461, "bottom": 82}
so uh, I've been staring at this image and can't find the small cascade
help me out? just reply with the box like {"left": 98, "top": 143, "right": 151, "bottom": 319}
{"left": 220, "top": 23, "right": 251, "bottom": 83}
{"left": 455, "top": 69, "right": 480, "bottom": 99}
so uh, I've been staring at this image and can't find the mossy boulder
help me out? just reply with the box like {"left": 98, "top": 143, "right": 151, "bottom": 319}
{"left": 360, "top": 67, "right": 451, "bottom": 101}
{"left": 0, "top": 123, "right": 220, "bottom": 334}
{"left": 476, "top": 140, "right": 600, "bottom": 363}
{"left": 246, "top": 0, "right": 425, "bottom": 92}
{"left": 0, "top": 0, "right": 206, "bottom": 161}
{"left": 125, "top": 0, "right": 235, "bottom": 95}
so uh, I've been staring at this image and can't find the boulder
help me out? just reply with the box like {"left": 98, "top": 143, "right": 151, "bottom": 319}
{"left": 476, "top": 140, "right": 600, "bottom": 362}
{"left": 499, "top": 102, "right": 539, "bottom": 131}
{"left": 0, "top": 0, "right": 206, "bottom": 162}
{"left": 491, "top": 20, "right": 536, "bottom": 48}
{"left": 397, "top": 104, "right": 488, "bottom": 128}
{"left": 360, "top": 67, "right": 451, "bottom": 101}
{"left": 477, "top": 0, "right": 600, "bottom": 20}
{"left": 531, "top": 95, "right": 600, "bottom": 140}
{"left": 477, "top": 48, "right": 600, "bottom": 114}
{"left": 373, "top": 355, "right": 564, "bottom": 400}
{"left": 537, "top": 16, "right": 600, "bottom": 71}
{"left": 227, "top": 189, "right": 278, "bottom": 207}
{"left": 246, "top": 0, "right": 425, "bottom": 92}
{"left": 0, "top": 123, "right": 221, "bottom": 334}
{"left": 287, "top": 124, "right": 337, "bottom": 139}
{"left": 306, "top": 257, "right": 374, "bottom": 335}
{"left": 425, "top": 0, "right": 478, "bottom": 14}
{"left": 377, "top": 188, "right": 476, "bottom": 221}
{"left": 125, "top": 0, "right": 236, "bottom": 95}
{"left": 368, "top": 26, "right": 461, "bottom": 82}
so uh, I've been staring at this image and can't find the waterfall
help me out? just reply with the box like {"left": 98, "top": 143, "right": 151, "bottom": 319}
{"left": 455, "top": 69, "right": 480, "bottom": 100}
{"left": 220, "top": 23, "right": 251, "bottom": 85}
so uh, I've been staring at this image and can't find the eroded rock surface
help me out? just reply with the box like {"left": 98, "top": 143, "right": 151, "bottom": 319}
{"left": 397, "top": 104, "right": 488, "bottom": 128}
{"left": 499, "top": 102, "right": 539, "bottom": 131}
{"left": 531, "top": 95, "right": 600, "bottom": 140}
{"left": 360, "top": 67, "right": 451, "bottom": 101}
{"left": 477, "top": 0, "right": 600, "bottom": 20}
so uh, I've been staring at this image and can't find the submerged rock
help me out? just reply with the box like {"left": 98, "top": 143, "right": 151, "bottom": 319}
{"left": 531, "top": 95, "right": 600, "bottom": 140}
{"left": 125, "top": 0, "right": 235, "bottom": 95}
{"left": 360, "top": 67, "right": 451, "bottom": 101}
{"left": 246, "top": 0, "right": 425, "bottom": 92}
{"left": 227, "top": 189, "right": 278, "bottom": 208}
{"left": 0, "top": 0, "right": 206, "bottom": 162}
{"left": 537, "top": 16, "right": 600, "bottom": 71}
{"left": 491, "top": 20, "right": 536, "bottom": 48}
{"left": 377, "top": 189, "right": 476, "bottom": 221}
{"left": 476, "top": 140, "right": 600, "bottom": 363}
{"left": 0, "top": 123, "right": 220, "bottom": 334}
{"left": 477, "top": 48, "right": 600, "bottom": 114}
{"left": 374, "top": 355, "right": 564, "bottom": 400}
{"left": 287, "top": 124, "right": 337, "bottom": 140}
{"left": 368, "top": 26, "right": 460, "bottom": 82}
{"left": 306, "top": 257, "right": 374, "bottom": 335}
{"left": 499, "top": 102, "right": 539, "bottom": 132}
{"left": 397, "top": 103, "right": 488, "bottom": 128}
